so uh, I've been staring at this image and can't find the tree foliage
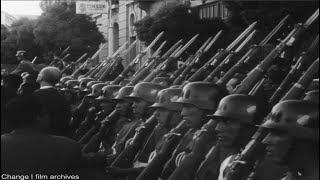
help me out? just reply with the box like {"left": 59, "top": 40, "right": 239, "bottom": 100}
{"left": 1, "top": 2, "right": 105, "bottom": 65}
{"left": 134, "top": 3, "right": 229, "bottom": 61}
{"left": 33, "top": 2, "right": 105, "bottom": 63}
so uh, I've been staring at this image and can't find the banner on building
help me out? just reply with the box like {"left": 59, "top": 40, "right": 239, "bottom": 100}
{"left": 76, "top": 1, "right": 108, "bottom": 14}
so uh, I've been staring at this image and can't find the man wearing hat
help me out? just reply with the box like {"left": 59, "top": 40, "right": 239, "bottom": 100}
{"left": 262, "top": 100, "right": 319, "bottom": 180}
{"left": 11, "top": 50, "right": 36, "bottom": 75}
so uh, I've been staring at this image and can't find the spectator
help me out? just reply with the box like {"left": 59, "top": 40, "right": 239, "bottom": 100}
{"left": 1, "top": 95, "right": 82, "bottom": 174}
{"left": 33, "top": 66, "right": 72, "bottom": 137}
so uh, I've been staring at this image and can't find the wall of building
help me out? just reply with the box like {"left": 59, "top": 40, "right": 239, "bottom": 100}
{"left": 1, "top": 10, "right": 17, "bottom": 27}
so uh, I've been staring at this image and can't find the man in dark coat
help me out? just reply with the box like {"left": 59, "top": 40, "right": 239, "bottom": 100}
{"left": 33, "top": 66, "right": 72, "bottom": 137}
{"left": 1, "top": 95, "right": 82, "bottom": 175}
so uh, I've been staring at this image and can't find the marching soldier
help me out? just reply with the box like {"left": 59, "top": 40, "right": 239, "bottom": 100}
{"left": 161, "top": 82, "right": 228, "bottom": 179}
{"left": 11, "top": 50, "right": 36, "bottom": 75}
{"left": 262, "top": 100, "right": 319, "bottom": 180}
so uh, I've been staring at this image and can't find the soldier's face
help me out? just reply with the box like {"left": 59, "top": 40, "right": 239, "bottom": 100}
{"left": 154, "top": 108, "right": 170, "bottom": 128}
{"left": 262, "top": 131, "right": 293, "bottom": 164}
{"left": 16, "top": 55, "right": 22, "bottom": 61}
{"left": 115, "top": 101, "right": 131, "bottom": 116}
{"left": 181, "top": 104, "right": 204, "bottom": 129}
{"left": 132, "top": 99, "right": 148, "bottom": 118}
{"left": 100, "top": 101, "right": 115, "bottom": 114}
{"left": 215, "top": 119, "right": 241, "bottom": 147}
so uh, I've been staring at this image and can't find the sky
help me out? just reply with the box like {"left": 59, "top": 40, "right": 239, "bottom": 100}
{"left": 1, "top": 0, "right": 42, "bottom": 15}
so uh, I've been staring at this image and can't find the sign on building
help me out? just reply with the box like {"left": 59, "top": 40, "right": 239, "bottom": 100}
{"left": 76, "top": 1, "right": 109, "bottom": 14}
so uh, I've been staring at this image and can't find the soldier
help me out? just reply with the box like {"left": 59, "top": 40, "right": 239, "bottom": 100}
{"left": 73, "top": 83, "right": 111, "bottom": 141}
{"left": 195, "top": 94, "right": 269, "bottom": 180}
{"left": 11, "top": 50, "right": 36, "bottom": 75}
{"left": 106, "top": 82, "right": 164, "bottom": 164}
{"left": 262, "top": 100, "right": 319, "bottom": 180}
{"left": 105, "top": 88, "right": 183, "bottom": 179}
{"left": 161, "top": 82, "right": 228, "bottom": 179}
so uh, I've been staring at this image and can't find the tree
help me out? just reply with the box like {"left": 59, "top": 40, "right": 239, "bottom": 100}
{"left": 134, "top": 3, "right": 229, "bottom": 61}
{"left": 33, "top": 2, "right": 105, "bottom": 64}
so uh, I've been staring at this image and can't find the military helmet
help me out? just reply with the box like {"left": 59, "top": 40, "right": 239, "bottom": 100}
{"left": 125, "top": 82, "right": 164, "bottom": 103}
{"left": 96, "top": 85, "right": 122, "bottom": 102}
{"left": 16, "top": 50, "right": 26, "bottom": 57}
{"left": 86, "top": 83, "right": 108, "bottom": 98}
{"left": 175, "top": 82, "right": 228, "bottom": 110}
{"left": 261, "top": 100, "right": 319, "bottom": 141}
{"left": 210, "top": 94, "right": 267, "bottom": 125}
{"left": 150, "top": 88, "right": 182, "bottom": 111}
{"left": 77, "top": 77, "right": 95, "bottom": 90}
{"left": 304, "top": 90, "right": 319, "bottom": 103}
{"left": 151, "top": 77, "right": 170, "bottom": 88}
{"left": 60, "top": 80, "right": 79, "bottom": 92}
{"left": 60, "top": 76, "right": 74, "bottom": 85}
{"left": 83, "top": 80, "right": 103, "bottom": 91}
{"left": 112, "top": 86, "right": 134, "bottom": 101}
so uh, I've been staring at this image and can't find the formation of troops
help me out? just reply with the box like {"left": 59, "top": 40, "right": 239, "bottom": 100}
{"left": 1, "top": 8, "right": 319, "bottom": 180}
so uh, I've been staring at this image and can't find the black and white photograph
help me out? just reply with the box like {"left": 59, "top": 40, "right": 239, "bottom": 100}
{"left": 1, "top": 0, "right": 319, "bottom": 180}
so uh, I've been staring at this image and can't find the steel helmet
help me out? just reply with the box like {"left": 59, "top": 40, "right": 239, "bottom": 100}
{"left": 175, "top": 82, "right": 228, "bottom": 110}
{"left": 60, "top": 80, "right": 79, "bottom": 92}
{"left": 261, "top": 100, "right": 319, "bottom": 141}
{"left": 112, "top": 86, "right": 134, "bottom": 101}
{"left": 151, "top": 77, "right": 170, "bottom": 88}
{"left": 86, "top": 83, "right": 108, "bottom": 98}
{"left": 211, "top": 94, "right": 268, "bottom": 125}
{"left": 16, "top": 50, "right": 26, "bottom": 57}
{"left": 83, "top": 80, "right": 103, "bottom": 91}
{"left": 303, "top": 90, "right": 319, "bottom": 103}
{"left": 150, "top": 88, "right": 183, "bottom": 111}
{"left": 60, "top": 76, "right": 74, "bottom": 85}
{"left": 125, "top": 82, "right": 164, "bottom": 103}
{"left": 78, "top": 77, "right": 95, "bottom": 89}
{"left": 96, "top": 85, "right": 122, "bottom": 102}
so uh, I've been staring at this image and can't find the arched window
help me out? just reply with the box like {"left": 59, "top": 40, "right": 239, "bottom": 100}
{"left": 113, "top": 22, "right": 119, "bottom": 52}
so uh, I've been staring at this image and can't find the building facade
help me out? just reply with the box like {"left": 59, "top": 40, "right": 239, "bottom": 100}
{"left": 1, "top": 10, "right": 17, "bottom": 28}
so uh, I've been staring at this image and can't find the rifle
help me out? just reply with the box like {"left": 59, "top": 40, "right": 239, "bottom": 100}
{"left": 166, "top": 16, "right": 292, "bottom": 180}
{"left": 183, "top": 22, "right": 257, "bottom": 85}
{"left": 72, "top": 43, "right": 107, "bottom": 77}
{"left": 60, "top": 46, "right": 70, "bottom": 58}
{"left": 111, "top": 32, "right": 164, "bottom": 85}
{"left": 31, "top": 56, "right": 38, "bottom": 64}
{"left": 232, "top": 9, "right": 319, "bottom": 95}
{"left": 142, "top": 34, "right": 199, "bottom": 82}
{"left": 82, "top": 110, "right": 120, "bottom": 153}
{"left": 61, "top": 53, "right": 87, "bottom": 74}
{"left": 204, "top": 30, "right": 257, "bottom": 83}
{"left": 50, "top": 46, "right": 70, "bottom": 66}
{"left": 131, "top": 40, "right": 166, "bottom": 78}
{"left": 171, "top": 31, "right": 223, "bottom": 86}
{"left": 78, "top": 110, "right": 107, "bottom": 145}
{"left": 136, "top": 120, "right": 190, "bottom": 180}
{"left": 98, "top": 41, "right": 138, "bottom": 82}
{"left": 110, "top": 114, "right": 158, "bottom": 168}
{"left": 89, "top": 42, "right": 128, "bottom": 79}
{"left": 269, "top": 34, "right": 319, "bottom": 105}
{"left": 216, "top": 15, "right": 290, "bottom": 87}
{"left": 223, "top": 58, "right": 319, "bottom": 180}
{"left": 126, "top": 41, "right": 167, "bottom": 86}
